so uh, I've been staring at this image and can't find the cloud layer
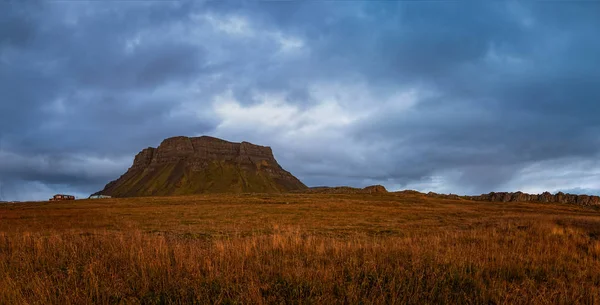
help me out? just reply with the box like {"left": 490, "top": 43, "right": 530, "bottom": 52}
{"left": 1, "top": 1, "right": 600, "bottom": 200}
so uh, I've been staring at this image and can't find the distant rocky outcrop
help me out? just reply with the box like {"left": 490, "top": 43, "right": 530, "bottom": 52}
{"left": 95, "top": 136, "right": 307, "bottom": 197}
{"left": 426, "top": 192, "right": 463, "bottom": 200}
{"left": 424, "top": 191, "right": 600, "bottom": 207}
{"left": 468, "top": 191, "right": 600, "bottom": 206}
{"left": 393, "top": 190, "right": 424, "bottom": 196}
{"left": 307, "top": 185, "right": 388, "bottom": 194}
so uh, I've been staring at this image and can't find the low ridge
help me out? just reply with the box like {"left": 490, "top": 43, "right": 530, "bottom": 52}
{"left": 307, "top": 185, "right": 388, "bottom": 194}
{"left": 95, "top": 136, "right": 307, "bottom": 197}
{"left": 424, "top": 191, "right": 600, "bottom": 207}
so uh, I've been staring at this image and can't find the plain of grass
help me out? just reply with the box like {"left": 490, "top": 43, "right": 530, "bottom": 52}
{"left": 1, "top": 193, "right": 599, "bottom": 304}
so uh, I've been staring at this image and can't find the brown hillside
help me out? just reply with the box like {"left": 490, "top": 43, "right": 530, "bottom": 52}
{"left": 95, "top": 136, "right": 307, "bottom": 197}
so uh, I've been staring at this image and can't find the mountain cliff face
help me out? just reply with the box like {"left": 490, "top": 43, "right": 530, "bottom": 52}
{"left": 95, "top": 136, "right": 307, "bottom": 197}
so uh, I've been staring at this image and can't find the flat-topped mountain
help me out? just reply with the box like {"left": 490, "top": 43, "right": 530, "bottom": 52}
{"left": 95, "top": 136, "right": 307, "bottom": 197}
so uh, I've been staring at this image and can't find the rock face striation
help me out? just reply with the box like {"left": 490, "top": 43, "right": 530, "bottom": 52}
{"left": 95, "top": 136, "right": 307, "bottom": 197}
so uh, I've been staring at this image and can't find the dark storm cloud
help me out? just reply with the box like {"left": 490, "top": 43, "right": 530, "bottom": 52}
{"left": 294, "top": 1, "right": 600, "bottom": 193}
{"left": 1, "top": 1, "right": 600, "bottom": 200}
{"left": 0, "top": 1, "right": 39, "bottom": 48}
{"left": 212, "top": 1, "right": 600, "bottom": 194}
{"left": 0, "top": 1, "right": 217, "bottom": 199}
{"left": 1, "top": 2, "right": 212, "bottom": 144}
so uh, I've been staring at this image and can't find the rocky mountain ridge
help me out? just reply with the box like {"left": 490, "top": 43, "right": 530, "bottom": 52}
{"left": 425, "top": 191, "right": 600, "bottom": 207}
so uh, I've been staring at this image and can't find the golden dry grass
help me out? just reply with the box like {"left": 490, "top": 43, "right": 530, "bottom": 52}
{"left": 1, "top": 193, "right": 600, "bottom": 304}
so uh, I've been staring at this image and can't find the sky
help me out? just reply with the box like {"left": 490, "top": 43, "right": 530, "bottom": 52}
{"left": 1, "top": 1, "right": 600, "bottom": 201}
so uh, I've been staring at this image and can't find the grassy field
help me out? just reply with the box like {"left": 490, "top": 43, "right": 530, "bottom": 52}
{"left": 1, "top": 193, "right": 600, "bottom": 304}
